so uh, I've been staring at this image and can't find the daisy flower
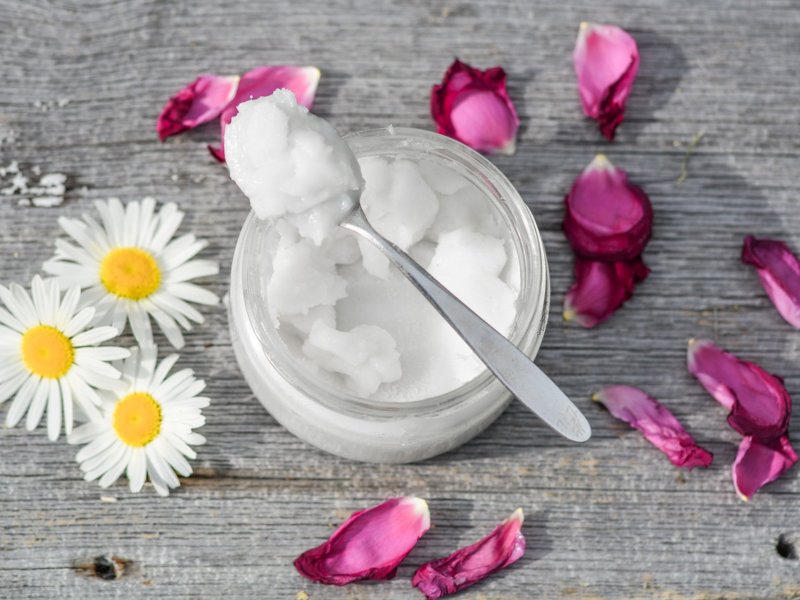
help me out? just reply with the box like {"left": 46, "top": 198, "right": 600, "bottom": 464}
{"left": 68, "top": 344, "right": 209, "bottom": 496}
{"left": 0, "top": 276, "right": 130, "bottom": 441}
{"left": 43, "top": 197, "right": 219, "bottom": 350}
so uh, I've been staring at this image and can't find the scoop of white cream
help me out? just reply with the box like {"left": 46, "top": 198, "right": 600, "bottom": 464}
{"left": 224, "top": 89, "right": 363, "bottom": 237}
{"left": 226, "top": 93, "right": 520, "bottom": 400}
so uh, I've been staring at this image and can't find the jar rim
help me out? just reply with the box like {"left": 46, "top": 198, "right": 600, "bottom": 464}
{"left": 237, "top": 126, "right": 549, "bottom": 418}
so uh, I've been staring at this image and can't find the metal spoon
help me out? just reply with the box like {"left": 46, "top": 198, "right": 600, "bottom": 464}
{"left": 340, "top": 205, "right": 592, "bottom": 443}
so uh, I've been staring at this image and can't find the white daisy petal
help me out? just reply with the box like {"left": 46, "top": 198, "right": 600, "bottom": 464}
{"left": 74, "top": 353, "right": 123, "bottom": 380}
{"left": 128, "top": 303, "right": 154, "bottom": 348}
{"left": 60, "top": 377, "right": 74, "bottom": 436}
{"left": 82, "top": 214, "right": 113, "bottom": 250}
{"left": 110, "top": 301, "right": 128, "bottom": 334}
{"left": 45, "top": 279, "right": 61, "bottom": 319}
{"left": 127, "top": 448, "right": 147, "bottom": 492}
{"left": 163, "top": 431, "right": 197, "bottom": 460}
{"left": 146, "top": 444, "right": 180, "bottom": 488}
{"left": 0, "top": 359, "right": 26, "bottom": 384}
{"left": 65, "top": 370, "right": 102, "bottom": 409}
{"left": 159, "top": 376, "right": 199, "bottom": 403}
{"left": 75, "top": 346, "right": 130, "bottom": 362}
{"left": 165, "top": 282, "right": 219, "bottom": 306}
{"left": 58, "top": 215, "right": 108, "bottom": 259}
{"left": 6, "top": 375, "right": 39, "bottom": 427}
{"left": 160, "top": 235, "right": 206, "bottom": 271}
{"left": 83, "top": 440, "right": 126, "bottom": 477}
{"left": 150, "top": 292, "right": 204, "bottom": 324}
{"left": 41, "top": 260, "right": 98, "bottom": 288}
{"left": 149, "top": 203, "right": 183, "bottom": 253}
{"left": 46, "top": 379, "right": 62, "bottom": 441}
{"left": 141, "top": 301, "right": 185, "bottom": 348}
{"left": 77, "top": 285, "right": 108, "bottom": 309}
{"left": 150, "top": 353, "right": 180, "bottom": 388}
{"left": 76, "top": 429, "right": 118, "bottom": 463}
{"left": 148, "top": 466, "right": 171, "bottom": 497}
{"left": 147, "top": 296, "right": 192, "bottom": 329}
{"left": 9, "top": 284, "right": 38, "bottom": 328}
{"left": 56, "top": 286, "right": 81, "bottom": 329}
{"left": 154, "top": 369, "right": 194, "bottom": 399}
{"left": 24, "top": 377, "right": 49, "bottom": 431}
{"left": 55, "top": 239, "right": 98, "bottom": 271}
{"left": 70, "top": 364, "right": 126, "bottom": 391}
{"left": 64, "top": 307, "right": 97, "bottom": 338}
{"left": 181, "top": 431, "right": 206, "bottom": 446}
{"left": 96, "top": 447, "right": 132, "bottom": 488}
{"left": 123, "top": 200, "right": 140, "bottom": 247}
{"left": 31, "top": 276, "right": 49, "bottom": 323}
{"left": 164, "top": 259, "right": 219, "bottom": 283}
{"left": 68, "top": 419, "right": 107, "bottom": 446}
{"left": 0, "top": 371, "right": 31, "bottom": 404}
{"left": 71, "top": 326, "right": 119, "bottom": 347}
{"left": 0, "top": 306, "right": 26, "bottom": 333}
{"left": 165, "top": 395, "right": 210, "bottom": 412}
{"left": 153, "top": 437, "right": 192, "bottom": 477}
{"left": 137, "top": 197, "right": 157, "bottom": 246}
{"left": 135, "top": 344, "right": 158, "bottom": 389}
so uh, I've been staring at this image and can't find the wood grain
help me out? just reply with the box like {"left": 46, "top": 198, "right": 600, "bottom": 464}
{"left": 1, "top": 0, "right": 799, "bottom": 598}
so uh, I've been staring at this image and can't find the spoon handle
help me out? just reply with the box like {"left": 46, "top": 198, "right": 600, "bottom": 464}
{"left": 341, "top": 207, "right": 591, "bottom": 443}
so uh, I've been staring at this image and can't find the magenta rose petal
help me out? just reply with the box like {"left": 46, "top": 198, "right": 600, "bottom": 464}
{"left": 733, "top": 435, "right": 798, "bottom": 501}
{"left": 156, "top": 74, "right": 240, "bottom": 140}
{"left": 593, "top": 385, "right": 713, "bottom": 469}
{"left": 563, "top": 256, "right": 650, "bottom": 328}
{"left": 294, "top": 496, "right": 430, "bottom": 585}
{"left": 209, "top": 65, "right": 321, "bottom": 161}
{"left": 431, "top": 59, "right": 519, "bottom": 155}
{"left": 563, "top": 154, "right": 653, "bottom": 261}
{"left": 687, "top": 339, "right": 791, "bottom": 439}
{"left": 573, "top": 22, "right": 639, "bottom": 140}
{"left": 741, "top": 235, "right": 800, "bottom": 329}
{"left": 412, "top": 508, "right": 525, "bottom": 600}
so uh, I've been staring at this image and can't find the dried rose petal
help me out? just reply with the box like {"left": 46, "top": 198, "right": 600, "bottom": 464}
{"left": 294, "top": 496, "right": 430, "bottom": 585}
{"left": 573, "top": 22, "right": 639, "bottom": 140}
{"left": 431, "top": 59, "right": 519, "bottom": 155}
{"left": 563, "top": 154, "right": 653, "bottom": 261}
{"left": 209, "top": 65, "right": 320, "bottom": 161}
{"left": 593, "top": 385, "right": 713, "bottom": 469}
{"left": 412, "top": 508, "right": 525, "bottom": 600}
{"left": 687, "top": 339, "right": 791, "bottom": 439}
{"left": 563, "top": 256, "right": 650, "bottom": 328}
{"left": 156, "top": 74, "right": 239, "bottom": 140}
{"left": 733, "top": 435, "right": 798, "bottom": 501}
{"left": 741, "top": 235, "right": 800, "bottom": 329}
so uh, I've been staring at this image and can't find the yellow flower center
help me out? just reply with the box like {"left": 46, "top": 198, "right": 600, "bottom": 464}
{"left": 21, "top": 325, "right": 74, "bottom": 379}
{"left": 100, "top": 247, "right": 161, "bottom": 300}
{"left": 113, "top": 392, "right": 162, "bottom": 447}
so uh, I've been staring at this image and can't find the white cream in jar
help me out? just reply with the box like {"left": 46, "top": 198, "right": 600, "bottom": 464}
{"left": 225, "top": 90, "right": 520, "bottom": 402}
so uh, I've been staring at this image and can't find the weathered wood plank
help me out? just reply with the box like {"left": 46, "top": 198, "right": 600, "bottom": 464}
{"left": 1, "top": 0, "right": 799, "bottom": 598}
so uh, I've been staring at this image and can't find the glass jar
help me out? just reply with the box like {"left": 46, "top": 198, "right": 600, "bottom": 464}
{"left": 228, "top": 127, "right": 549, "bottom": 463}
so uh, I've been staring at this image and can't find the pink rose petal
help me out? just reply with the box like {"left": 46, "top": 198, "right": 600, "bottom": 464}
{"left": 687, "top": 339, "right": 791, "bottom": 439}
{"left": 209, "top": 65, "right": 320, "bottom": 162}
{"left": 741, "top": 235, "right": 800, "bottom": 329}
{"left": 733, "top": 435, "right": 798, "bottom": 501}
{"left": 412, "top": 508, "right": 525, "bottom": 600}
{"left": 573, "top": 22, "right": 639, "bottom": 140}
{"left": 563, "top": 256, "right": 650, "bottom": 328}
{"left": 593, "top": 385, "right": 713, "bottom": 469}
{"left": 157, "top": 75, "right": 240, "bottom": 141}
{"left": 563, "top": 154, "right": 653, "bottom": 260}
{"left": 294, "top": 496, "right": 430, "bottom": 585}
{"left": 431, "top": 59, "right": 519, "bottom": 155}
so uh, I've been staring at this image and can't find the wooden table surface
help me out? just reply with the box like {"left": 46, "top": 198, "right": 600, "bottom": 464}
{"left": 2, "top": 0, "right": 799, "bottom": 598}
